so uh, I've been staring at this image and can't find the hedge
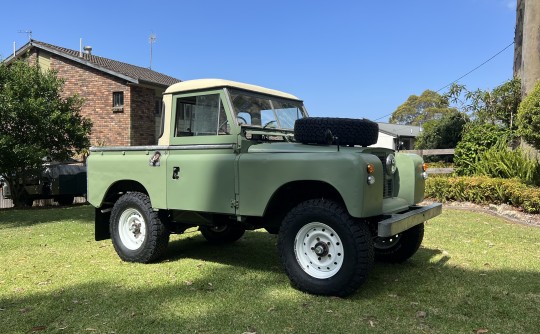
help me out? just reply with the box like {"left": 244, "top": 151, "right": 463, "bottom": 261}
{"left": 425, "top": 175, "right": 540, "bottom": 214}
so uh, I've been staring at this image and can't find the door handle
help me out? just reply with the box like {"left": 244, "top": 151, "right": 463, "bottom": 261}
{"left": 172, "top": 167, "right": 180, "bottom": 180}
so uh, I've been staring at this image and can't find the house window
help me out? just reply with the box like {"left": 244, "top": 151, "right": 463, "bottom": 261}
{"left": 113, "top": 92, "right": 124, "bottom": 112}
{"left": 155, "top": 98, "right": 163, "bottom": 115}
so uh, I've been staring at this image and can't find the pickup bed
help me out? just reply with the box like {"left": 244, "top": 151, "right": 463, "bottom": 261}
{"left": 87, "top": 79, "right": 441, "bottom": 296}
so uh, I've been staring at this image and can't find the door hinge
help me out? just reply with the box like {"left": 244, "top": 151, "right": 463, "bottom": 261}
{"left": 230, "top": 199, "right": 239, "bottom": 209}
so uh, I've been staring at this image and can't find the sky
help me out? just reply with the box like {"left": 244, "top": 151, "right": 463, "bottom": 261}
{"left": 0, "top": 0, "right": 517, "bottom": 122}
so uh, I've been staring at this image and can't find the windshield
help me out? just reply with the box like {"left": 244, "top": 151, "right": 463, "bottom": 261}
{"left": 228, "top": 89, "right": 307, "bottom": 130}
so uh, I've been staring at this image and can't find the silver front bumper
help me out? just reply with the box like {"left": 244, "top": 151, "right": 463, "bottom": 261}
{"left": 377, "top": 203, "right": 442, "bottom": 237}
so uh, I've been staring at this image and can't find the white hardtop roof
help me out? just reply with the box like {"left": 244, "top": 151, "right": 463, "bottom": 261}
{"left": 165, "top": 79, "right": 301, "bottom": 101}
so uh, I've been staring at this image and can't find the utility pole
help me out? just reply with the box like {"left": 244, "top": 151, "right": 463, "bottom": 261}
{"left": 514, "top": 0, "right": 524, "bottom": 80}
{"left": 514, "top": 0, "right": 540, "bottom": 152}
{"left": 515, "top": 0, "right": 540, "bottom": 97}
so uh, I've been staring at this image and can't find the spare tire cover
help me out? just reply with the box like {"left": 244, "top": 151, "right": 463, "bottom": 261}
{"left": 294, "top": 117, "right": 379, "bottom": 146}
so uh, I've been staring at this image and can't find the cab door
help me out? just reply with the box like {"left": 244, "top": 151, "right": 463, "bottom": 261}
{"left": 166, "top": 90, "right": 237, "bottom": 214}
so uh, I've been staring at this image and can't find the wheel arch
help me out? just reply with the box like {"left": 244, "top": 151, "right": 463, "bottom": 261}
{"left": 94, "top": 180, "right": 149, "bottom": 242}
{"left": 101, "top": 180, "right": 149, "bottom": 207}
{"left": 263, "top": 180, "right": 345, "bottom": 230}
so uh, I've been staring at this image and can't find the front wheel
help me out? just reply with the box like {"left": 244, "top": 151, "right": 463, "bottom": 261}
{"left": 278, "top": 199, "right": 374, "bottom": 297}
{"left": 373, "top": 223, "right": 424, "bottom": 263}
{"left": 110, "top": 192, "right": 169, "bottom": 263}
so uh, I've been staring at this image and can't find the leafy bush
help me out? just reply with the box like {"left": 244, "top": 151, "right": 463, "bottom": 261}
{"left": 453, "top": 122, "right": 510, "bottom": 176}
{"left": 425, "top": 175, "right": 540, "bottom": 213}
{"left": 473, "top": 142, "right": 540, "bottom": 185}
{"left": 517, "top": 80, "right": 540, "bottom": 149}
{"left": 415, "top": 110, "right": 468, "bottom": 150}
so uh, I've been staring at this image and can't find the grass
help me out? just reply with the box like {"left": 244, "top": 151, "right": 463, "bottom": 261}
{"left": 1, "top": 206, "right": 539, "bottom": 334}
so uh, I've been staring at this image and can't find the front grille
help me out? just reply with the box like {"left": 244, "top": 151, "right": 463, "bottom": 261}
{"left": 377, "top": 154, "right": 394, "bottom": 198}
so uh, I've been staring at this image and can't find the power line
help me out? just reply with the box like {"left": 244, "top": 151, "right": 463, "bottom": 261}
{"left": 373, "top": 41, "right": 515, "bottom": 122}
{"left": 435, "top": 41, "right": 515, "bottom": 93}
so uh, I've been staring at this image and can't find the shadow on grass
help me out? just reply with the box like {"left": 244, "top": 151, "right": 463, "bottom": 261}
{"left": 1, "top": 244, "right": 539, "bottom": 334}
{"left": 165, "top": 232, "right": 455, "bottom": 283}
{"left": 166, "top": 230, "right": 283, "bottom": 273}
{"left": 0, "top": 205, "right": 93, "bottom": 229}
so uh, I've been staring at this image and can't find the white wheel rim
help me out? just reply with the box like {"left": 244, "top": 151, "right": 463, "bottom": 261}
{"left": 118, "top": 208, "right": 146, "bottom": 250}
{"left": 294, "top": 222, "right": 344, "bottom": 279}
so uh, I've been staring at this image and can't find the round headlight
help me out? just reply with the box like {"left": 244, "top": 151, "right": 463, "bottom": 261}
{"left": 386, "top": 154, "right": 397, "bottom": 175}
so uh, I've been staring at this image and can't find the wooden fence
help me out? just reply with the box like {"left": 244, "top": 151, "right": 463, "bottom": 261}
{"left": 401, "top": 149, "right": 455, "bottom": 174}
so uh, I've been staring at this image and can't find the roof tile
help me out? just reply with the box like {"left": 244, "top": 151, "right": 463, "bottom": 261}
{"left": 32, "top": 40, "right": 180, "bottom": 87}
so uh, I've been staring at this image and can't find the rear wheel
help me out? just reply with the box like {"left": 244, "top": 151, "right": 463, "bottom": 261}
{"left": 278, "top": 199, "right": 374, "bottom": 296}
{"left": 20, "top": 191, "right": 34, "bottom": 207}
{"left": 373, "top": 223, "right": 424, "bottom": 263}
{"left": 56, "top": 195, "right": 75, "bottom": 206}
{"left": 199, "top": 224, "right": 245, "bottom": 243}
{"left": 110, "top": 192, "right": 169, "bottom": 263}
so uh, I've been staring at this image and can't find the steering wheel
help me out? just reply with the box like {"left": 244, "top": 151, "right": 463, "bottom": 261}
{"left": 236, "top": 116, "right": 247, "bottom": 125}
{"left": 263, "top": 120, "right": 277, "bottom": 128}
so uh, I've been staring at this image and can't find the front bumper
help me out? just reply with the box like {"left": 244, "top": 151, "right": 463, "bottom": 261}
{"left": 377, "top": 203, "right": 442, "bottom": 237}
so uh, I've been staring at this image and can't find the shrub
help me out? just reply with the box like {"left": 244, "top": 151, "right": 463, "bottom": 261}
{"left": 425, "top": 175, "right": 540, "bottom": 214}
{"left": 453, "top": 122, "right": 510, "bottom": 176}
{"left": 472, "top": 142, "right": 540, "bottom": 186}
{"left": 517, "top": 80, "right": 540, "bottom": 149}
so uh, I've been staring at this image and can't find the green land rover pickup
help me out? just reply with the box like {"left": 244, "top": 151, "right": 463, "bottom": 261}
{"left": 87, "top": 79, "right": 441, "bottom": 296}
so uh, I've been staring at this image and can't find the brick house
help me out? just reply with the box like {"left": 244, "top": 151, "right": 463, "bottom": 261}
{"left": 4, "top": 40, "right": 180, "bottom": 146}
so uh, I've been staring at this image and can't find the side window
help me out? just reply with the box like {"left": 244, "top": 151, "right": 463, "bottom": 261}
{"left": 174, "top": 94, "right": 229, "bottom": 137}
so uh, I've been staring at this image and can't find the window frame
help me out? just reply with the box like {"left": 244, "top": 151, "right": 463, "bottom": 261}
{"left": 112, "top": 91, "right": 124, "bottom": 112}
{"left": 226, "top": 88, "right": 307, "bottom": 130}
{"left": 169, "top": 89, "right": 235, "bottom": 145}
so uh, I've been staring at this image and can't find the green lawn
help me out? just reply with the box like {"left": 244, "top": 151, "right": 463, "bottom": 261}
{"left": 0, "top": 206, "right": 539, "bottom": 334}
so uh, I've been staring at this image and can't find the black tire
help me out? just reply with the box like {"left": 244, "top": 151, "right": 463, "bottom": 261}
{"left": 373, "top": 223, "right": 424, "bottom": 263}
{"left": 199, "top": 224, "right": 245, "bottom": 243}
{"left": 110, "top": 192, "right": 169, "bottom": 263}
{"left": 278, "top": 199, "right": 374, "bottom": 297}
{"left": 56, "top": 195, "right": 74, "bottom": 206}
{"left": 19, "top": 191, "right": 34, "bottom": 207}
{"left": 294, "top": 117, "right": 379, "bottom": 147}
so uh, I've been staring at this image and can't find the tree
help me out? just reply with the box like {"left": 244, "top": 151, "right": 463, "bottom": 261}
{"left": 516, "top": 79, "right": 540, "bottom": 149}
{"left": 389, "top": 90, "right": 456, "bottom": 125}
{"left": 0, "top": 61, "right": 91, "bottom": 207}
{"left": 414, "top": 110, "right": 468, "bottom": 149}
{"left": 444, "top": 78, "right": 521, "bottom": 129}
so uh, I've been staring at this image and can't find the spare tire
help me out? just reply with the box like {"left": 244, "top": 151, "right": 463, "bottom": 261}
{"left": 294, "top": 117, "right": 379, "bottom": 146}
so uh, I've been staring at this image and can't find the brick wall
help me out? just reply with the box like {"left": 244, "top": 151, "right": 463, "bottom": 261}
{"left": 27, "top": 49, "right": 162, "bottom": 147}
{"left": 130, "top": 86, "right": 158, "bottom": 145}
